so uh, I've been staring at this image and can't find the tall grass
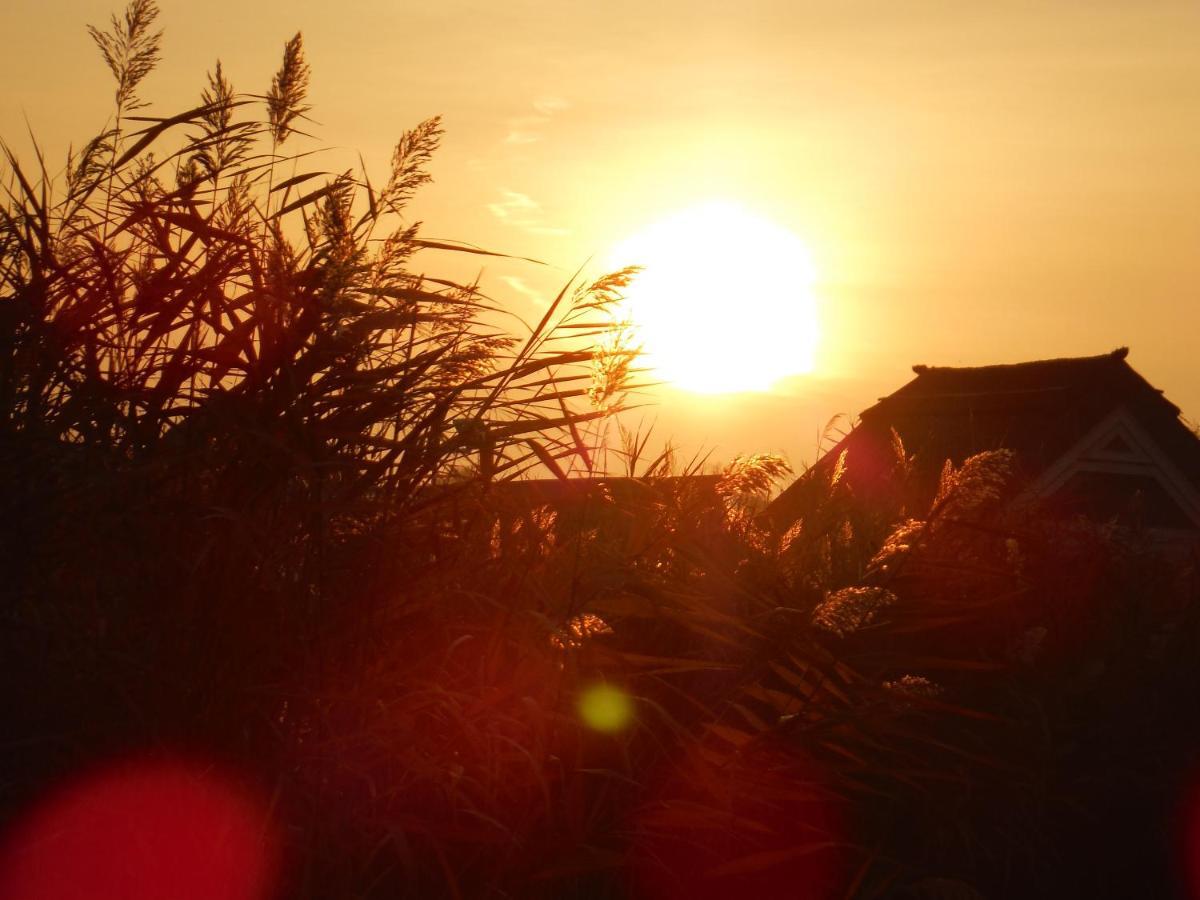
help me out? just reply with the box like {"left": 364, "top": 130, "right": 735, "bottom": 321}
{"left": 0, "top": 1, "right": 638, "bottom": 885}
{"left": 3, "top": 5, "right": 1200, "bottom": 899}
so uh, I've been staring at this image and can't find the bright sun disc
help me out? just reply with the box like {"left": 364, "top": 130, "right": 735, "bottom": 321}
{"left": 607, "top": 200, "right": 819, "bottom": 394}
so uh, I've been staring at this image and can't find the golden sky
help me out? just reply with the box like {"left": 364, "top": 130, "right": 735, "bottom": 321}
{"left": 4, "top": 1, "right": 1200, "bottom": 467}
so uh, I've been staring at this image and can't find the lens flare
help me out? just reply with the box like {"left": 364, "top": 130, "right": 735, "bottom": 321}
{"left": 579, "top": 683, "right": 634, "bottom": 733}
{"left": 1183, "top": 769, "right": 1200, "bottom": 898}
{"left": 0, "top": 757, "right": 277, "bottom": 900}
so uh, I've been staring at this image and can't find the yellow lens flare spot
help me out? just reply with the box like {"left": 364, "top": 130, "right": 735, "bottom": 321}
{"left": 578, "top": 683, "right": 634, "bottom": 733}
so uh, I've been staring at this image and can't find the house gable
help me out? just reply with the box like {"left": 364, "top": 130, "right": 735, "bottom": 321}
{"left": 769, "top": 349, "right": 1200, "bottom": 533}
{"left": 1017, "top": 406, "right": 1200, "bottom": 528}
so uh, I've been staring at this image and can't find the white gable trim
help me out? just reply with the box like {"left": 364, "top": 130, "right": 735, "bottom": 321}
{"left": 1014, "top": 406, "right": 1200, "bottom": 527}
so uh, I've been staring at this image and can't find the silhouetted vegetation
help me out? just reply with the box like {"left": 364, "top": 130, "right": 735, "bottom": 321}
{"left": 2, "top": 5, "right": 1199, "bottom": 898}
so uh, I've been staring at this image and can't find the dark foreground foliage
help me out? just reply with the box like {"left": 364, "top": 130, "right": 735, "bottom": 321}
{"left": 2, "top": 5, "right": 1200, "bottom": 898}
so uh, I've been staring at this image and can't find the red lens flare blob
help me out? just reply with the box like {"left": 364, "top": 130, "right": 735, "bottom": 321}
{"left": 1183, "top": 769, "right": 1200, "bottom": 898}
{"left": 0, "top": 757, "right": 278, "bottom": 900}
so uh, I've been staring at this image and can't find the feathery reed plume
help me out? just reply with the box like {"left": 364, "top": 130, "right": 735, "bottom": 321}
{"left": 882, "top": 674, "right": 944, "bottom": 699}
{"left": 719, "top": 453, "right": 792, "bottom": 499}
{"left": 828, "top": 446, "right": 848, "bottom": 489}
{"left": 381, "top": 117, "right": 443, "bottom": 214}
{"left": 932, "top": 448, "right": 1015, "bottom": 517}
{"left": 266, "top": 32, "right": 310, "bottom": 145}
{"left": 579, "top": 266, "right": 639, "bottom": 310}
{"left": 190, "top": 61, "right": 251, "bottom": 180}
{"left": 868, "top": 517, "right": 925, "bottom": 574}
{"left": 589, "top": 318, "right": 638, "bottom": 412}
{"left": 549, "top": 613, "right": 614, "bottom": 650}
{"left": 812, "top": 585, "right": 897, "bottom": 637}
{"left": 66, "top": 132, "right": 115, "bottom": 196}
{"left": 535, "top": 264, "right": 641, "bottom": 413}
{"left": 87, "top": 0, "right": 162, "bottom": 113}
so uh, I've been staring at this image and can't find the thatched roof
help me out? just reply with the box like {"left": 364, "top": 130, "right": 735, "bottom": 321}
{"left": 771, "top": 348, "right": 1200, "bottom": 524}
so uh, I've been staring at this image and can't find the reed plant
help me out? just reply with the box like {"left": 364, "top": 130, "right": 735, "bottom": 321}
{"left": 0, "top": 1, "right": 637, "bottom": 887}
{"left": 2, "top": 5, "right": 1199, "bottom": 899}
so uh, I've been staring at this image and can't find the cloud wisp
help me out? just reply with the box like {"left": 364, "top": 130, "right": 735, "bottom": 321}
{"left": 486, "top": 96, "right": 573, "bottom": 237}
{"left": 499, "top": 274, "right": 549, "bottom": 310}
{"left": 502, "top": 95, "right": 571, "bottom": 145}
{"left": 488, "top": 189, "right": 569, "bottom": 237}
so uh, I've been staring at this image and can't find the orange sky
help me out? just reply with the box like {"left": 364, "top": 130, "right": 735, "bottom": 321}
{"left": 4, "top": 1, "right": 1200, "bottom": 469}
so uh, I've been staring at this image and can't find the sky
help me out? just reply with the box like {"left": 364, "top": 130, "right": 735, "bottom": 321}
{"left": 4, "top": 1, "right": 1200, "bottom": 469}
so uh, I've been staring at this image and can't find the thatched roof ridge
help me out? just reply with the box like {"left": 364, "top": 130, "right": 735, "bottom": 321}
{"left": 859, "top": 346, "right": 1179, "bottom": 422}
{"left": 769, "top": 347, "right": 1200, "bottom": 524}
{"left": 911, "top": 346, "right": 1127, "bottom": 376}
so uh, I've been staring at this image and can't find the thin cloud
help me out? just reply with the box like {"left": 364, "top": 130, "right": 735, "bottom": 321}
{"left": 504, "top": 130, "right": 541, "bottom": 145}
{"left": 488, "top": 189, "right": 570, "bottom": 237}
{"left": 500, "top": 275, "right": 549, "bottom": 309}
{"left": 533, "top": 96, "right": 570, "bottom": 116}
{"left": 501, "top": 97, "right": 570, "bottom": 147}
{"left": 488, "top": 189, "right": 539, "bottom": 221}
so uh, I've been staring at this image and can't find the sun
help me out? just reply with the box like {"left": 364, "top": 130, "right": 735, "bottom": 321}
{"left": 606, "top": 200, "right": 820, "bottom": 394}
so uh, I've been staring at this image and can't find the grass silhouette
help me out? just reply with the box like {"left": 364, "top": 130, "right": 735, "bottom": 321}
{"left": 2, "top": 5, "right": 1200, "bottom": 898}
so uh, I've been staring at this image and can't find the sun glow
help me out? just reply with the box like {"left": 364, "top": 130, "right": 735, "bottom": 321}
{"left": 607, "top": 201, "right": 820, "bottom": 394}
